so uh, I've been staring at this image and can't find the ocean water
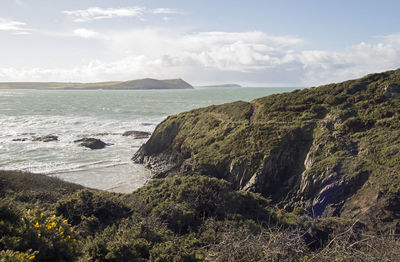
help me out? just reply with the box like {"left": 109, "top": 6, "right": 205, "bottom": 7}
{"left": 0, "top": 87, "right": 297, "bottom": 192}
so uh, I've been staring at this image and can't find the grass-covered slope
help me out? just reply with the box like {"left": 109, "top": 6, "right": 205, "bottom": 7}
{"left": 3, "top": 170, "right": 400, "bottom": 261}
{"left": 133, "top": 69, "right": 400, "bottom": 229}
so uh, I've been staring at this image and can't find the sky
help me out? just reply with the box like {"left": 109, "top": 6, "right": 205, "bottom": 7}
{"left": 1, "top": 0, "right": 400, "bottom": 86}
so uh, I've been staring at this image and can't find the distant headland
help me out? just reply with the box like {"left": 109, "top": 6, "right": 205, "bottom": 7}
{"left": 0, "top": 78, "right": 193, "bottom": 90}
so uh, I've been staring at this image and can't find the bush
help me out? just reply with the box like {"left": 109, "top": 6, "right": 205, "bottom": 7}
{"left": 80, "top": 218, "right": 170, "bottom": 262}
{"left": 0, "top": 250, "right": 38, "bottom": 261}
{"left": 131, "top": 176, "right": 277, "bottom": 233}
{"left": 0, "top": 208, "right": 78, "bottom": 262}
{"left": 55, "top": 190, "right": 131, "bottom": 235}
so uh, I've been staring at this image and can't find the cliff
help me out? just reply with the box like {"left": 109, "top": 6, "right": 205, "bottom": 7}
{"left": 133, "top": 69, "right": 400, "bottom": 230}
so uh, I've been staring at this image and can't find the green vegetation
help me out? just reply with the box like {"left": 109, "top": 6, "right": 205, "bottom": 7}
{"left": 2, "top": 170, "right": 400, "bottom": 261}
{"left": 134, "top": 69, "right": 400, "bottom": 229}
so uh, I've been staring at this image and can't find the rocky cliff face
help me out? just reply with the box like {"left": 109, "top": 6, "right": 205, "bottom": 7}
{"left": 133, "top": 69, "right": 400, "bottom": 230}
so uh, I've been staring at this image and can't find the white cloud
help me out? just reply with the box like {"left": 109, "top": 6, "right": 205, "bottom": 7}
{"left": 73, "top": 28, "right": 98, "bottom": 38}
{"left": 106, "top": 30, "right": 304, "bottom": 73}
{"left": 152, "top": 8, "right": 184, "bottom": 15}
{"left": 0, "top": 28, "right": 399, "bottom": 86}
{"left": 0, "top": 18, "right": 26, "bottom": 31}
{"left": 297, "top": 38, "right": 400, "bottom": 85}
{"left": 63, "top": 7, "right": 146, "bottom": 22}
{"left": 63, "top": 6, "right": 186, "bottom": 22}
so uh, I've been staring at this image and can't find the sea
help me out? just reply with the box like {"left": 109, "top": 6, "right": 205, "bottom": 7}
{"left": 0, "top": 87, "right": 297, "bottom": 193}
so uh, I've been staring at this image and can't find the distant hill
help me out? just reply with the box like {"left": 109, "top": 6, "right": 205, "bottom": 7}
{"left": 197, "top": 83, "right": 242, "bottom": 88}
{"left": 0, "top": 78, "right": 193, "bottom": 90}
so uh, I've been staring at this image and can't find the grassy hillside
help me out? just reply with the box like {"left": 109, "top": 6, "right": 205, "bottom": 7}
{"left": 2, "top": 170, "right": 400, "bottom": 261}
{"left": 133, "top": 69, "right": 400, "bottom": 230}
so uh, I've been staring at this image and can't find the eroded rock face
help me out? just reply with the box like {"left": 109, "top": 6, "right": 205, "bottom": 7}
{"left": 384, "top": 84, "right": 400, "bottom": 98}
{"left": 132, "top": 69, "right": 400, "bottom": 230}
{"left": 74, "top": 138, "right": 108, "bottom": 150}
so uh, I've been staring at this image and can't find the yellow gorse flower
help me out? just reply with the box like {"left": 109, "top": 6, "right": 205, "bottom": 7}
{"left": 34, "top": 222, "right": 39, "bottom": 228}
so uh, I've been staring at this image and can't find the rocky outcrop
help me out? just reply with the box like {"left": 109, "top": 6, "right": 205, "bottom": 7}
{"left": 384, "top": 83, "right": 400, "bottom": 98}
{"left": 133, "top": 69, "right": 400, "bottom": 230}
{"left": 12, "top": 138, "right": 29, "bottom": 142}
{"left": 32, "top": 135, "right": 59, "bottom": 142}
{"left": 74, "top": 138, "right": 108, "bottom": 150}
{"left": 13, "top": 135, "right": 58, "bottom": 142}
{"left": 122, "top": 130, "right": 151, "bottom": 139}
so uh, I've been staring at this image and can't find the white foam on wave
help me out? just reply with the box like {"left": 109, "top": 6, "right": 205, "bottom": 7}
{"left": 0, "top": 111, "right": 159, "bottom": 192}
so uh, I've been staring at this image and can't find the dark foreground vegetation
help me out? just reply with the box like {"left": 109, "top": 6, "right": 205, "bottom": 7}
{"left": 1, "top": 170, "right": 400, "bottom": 261}
{"left": 2, "top": 69, "right": 400, "bottom": 261}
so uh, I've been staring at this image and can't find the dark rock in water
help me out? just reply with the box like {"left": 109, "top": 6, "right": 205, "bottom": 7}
{"left": 93, "top": 132, "right": 111, "bottom": 136}
{"left": 122, "top": 130, "right": 151, "bottom": 139}
{"left": 141, "top": 123, "right": 153, "bottom": 126}
{"left": 74, "top": 138, "right": 108, "bottom": 150}
{"left": 93, "top": 132, "right": 120, "bottom": 136}
{"left": 32, "top": 135, "right": 59, "bottom": 142}
{"left": 12, "top": 138, "right": 29, "bottom": 142}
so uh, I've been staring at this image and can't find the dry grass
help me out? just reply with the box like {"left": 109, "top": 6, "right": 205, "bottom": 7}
{"left": 205, "top": 223, "right": 400, "bottom": 262}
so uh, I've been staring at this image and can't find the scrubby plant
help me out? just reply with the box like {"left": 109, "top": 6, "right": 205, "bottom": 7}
{"left": 55, "top": 190, "right": 131, "bottom": 235}
{"left": 0, "top": 208, "right": 78, "bottom": 262}
{"left": 130, "top": 176, "right": 278, "bottom": 234}
{"left": 0, "top": 249, "right": 37, "bottom": 261}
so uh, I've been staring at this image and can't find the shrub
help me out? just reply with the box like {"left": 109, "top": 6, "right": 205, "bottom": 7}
{"left": 131, "top": 176, "right": 277, "bottom": 233}
{"left": 80, "top": 218, "right": 170, "bottom": 262}
{"left": 0, "top": 250, "right": 38, "bottom": 261}
{"left": 0, "top": 208, "right": 78, "bottom": 262}
{"left": 55, "top": 190, "right": 131, "bottom": 234}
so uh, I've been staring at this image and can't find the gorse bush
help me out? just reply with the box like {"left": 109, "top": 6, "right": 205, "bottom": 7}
{"left": 55, "top": 190, "right": 132, "bottom": 235}
{"left": 130, "top": 176, "right": 278, "bottom": 233}
{"left": 0, "top": 249, "right": 37, "bottom": 261}
{"left": 0, "top": 208, "right": 78, "bottom": 262}
{"left": 2, "top": 171, "right": 400, "bottom": 261}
